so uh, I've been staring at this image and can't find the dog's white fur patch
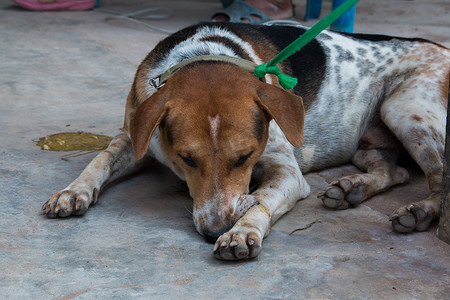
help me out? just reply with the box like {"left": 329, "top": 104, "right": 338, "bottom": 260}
{"left": 300, "top": 145, "right": 315, "bottom": 165}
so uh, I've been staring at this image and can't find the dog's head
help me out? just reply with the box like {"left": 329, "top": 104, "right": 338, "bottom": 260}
{"left": 129, "top": 63, "right": 304, "bottom": 241}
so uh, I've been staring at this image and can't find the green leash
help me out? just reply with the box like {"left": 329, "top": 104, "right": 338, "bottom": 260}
{"left": 254, "top": 0, "right": 360, "bottom": 90}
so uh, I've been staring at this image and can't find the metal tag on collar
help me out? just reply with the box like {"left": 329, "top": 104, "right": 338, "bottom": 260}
{"left": 150, "top": 76, "right": 165, "bottom": 89}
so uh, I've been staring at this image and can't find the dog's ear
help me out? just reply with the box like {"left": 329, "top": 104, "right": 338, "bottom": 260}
{"left": 129, "top": 91, "right": 171, "bottom": 161}
{"left": 254, "top": 83, "right": 305, "bottom": 148}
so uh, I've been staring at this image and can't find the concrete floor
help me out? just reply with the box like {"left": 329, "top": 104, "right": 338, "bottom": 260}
{"left": 1, "top": 0, "right": 450, "bottom": 298}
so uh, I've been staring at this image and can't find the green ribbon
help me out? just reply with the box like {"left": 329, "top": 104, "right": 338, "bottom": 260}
{"left": 254, "top": 0, "right": 359, "bottom": 90}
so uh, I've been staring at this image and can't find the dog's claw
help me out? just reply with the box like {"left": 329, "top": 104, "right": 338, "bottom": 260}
{"left": 388, "top": 214, "right": 399, "bottom": 222}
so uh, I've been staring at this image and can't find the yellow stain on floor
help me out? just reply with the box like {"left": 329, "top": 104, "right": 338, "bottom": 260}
{"left": 37, "top": 132, "right": 113, "bottom": 152}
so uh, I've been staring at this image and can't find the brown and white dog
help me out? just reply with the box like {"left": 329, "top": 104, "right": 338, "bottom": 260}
{"left": 43, "top": 23, "right": 450, "bottom": 260}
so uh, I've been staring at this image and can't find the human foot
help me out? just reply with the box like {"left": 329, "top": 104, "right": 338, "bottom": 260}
{"left": 212, "top": 0, "right": 294, "bottom": 24}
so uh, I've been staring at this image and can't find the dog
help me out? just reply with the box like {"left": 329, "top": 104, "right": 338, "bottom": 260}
{"left": 43, "top": 23, "right": 450, "bottom": 260}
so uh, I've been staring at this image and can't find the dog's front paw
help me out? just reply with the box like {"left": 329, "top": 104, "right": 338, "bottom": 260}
{"left": 213, "top": 228, "right": 262, "bottom": 260}
{"left": 43, "top": 188, "right": 98, "bottom": 218}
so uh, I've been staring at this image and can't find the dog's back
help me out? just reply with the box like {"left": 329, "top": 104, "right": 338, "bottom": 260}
{"left": 134, "top": 23, "right": 449, "bottom": 173}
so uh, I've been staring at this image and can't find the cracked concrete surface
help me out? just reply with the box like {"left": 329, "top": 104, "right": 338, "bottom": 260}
{"left": 1, "top": 0, "right": 449, "bottom": 298}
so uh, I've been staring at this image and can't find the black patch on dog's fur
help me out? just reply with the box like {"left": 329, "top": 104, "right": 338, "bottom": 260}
{"left": 340, "top": 32, "right": 442, "bottom": 46}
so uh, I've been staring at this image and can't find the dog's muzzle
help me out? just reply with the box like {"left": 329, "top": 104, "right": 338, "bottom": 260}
{"left": 193, "top": 194, "right": 257, "bottom": 242}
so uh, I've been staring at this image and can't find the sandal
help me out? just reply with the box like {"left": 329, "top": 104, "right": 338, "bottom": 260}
{"left": 13, "top": 0, "right": 96, "bottom": 11}
{"left": 212, "top": 0, "right": 273, "bottom": 25}
{"left": 220, "top": 0, "right": 234, "bottom": 8}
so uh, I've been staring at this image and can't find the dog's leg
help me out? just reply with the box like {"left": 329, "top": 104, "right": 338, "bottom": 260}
{"left": 381, "top": 71, "right": 447, "bottom": 232}
{"left": 320, "top": 125, "right": 409, "bottom": 208}
{"left": 213, "top": 127, "right": 311, "bottom": 260}
{"left": 388, "top": 144, "right": 443, "bottom": 232}
{"left": 43, "top": 132, "right": 151, "bottom": 217}
{"left": 320, "top": 147, "right": 409, "bottom": 210}
{"left": 385, "top": 47, "right": 450, "bottom": 233}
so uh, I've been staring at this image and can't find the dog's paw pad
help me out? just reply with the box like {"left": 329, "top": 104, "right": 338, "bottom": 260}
{"left": 320, "top": 185, "right": 349, "bottom": 210}
{"left": 43, "top": 189, "right": 94, "bottom": 218}
{"left": 320, "top": 179, "right": 366, "bottom": 210}
{"left": 389, "top": 204, "right": 433, "bottom": 233}
{"left": 214, "top": 231, "right": 261, "bottom": 260}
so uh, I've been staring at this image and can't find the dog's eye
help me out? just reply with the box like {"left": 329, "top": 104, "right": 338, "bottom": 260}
{"left": 178, "top": 154, "right": 197, "bottom": 168}
{"left": 234, "top": 151, "right": 254, "bottom": 168}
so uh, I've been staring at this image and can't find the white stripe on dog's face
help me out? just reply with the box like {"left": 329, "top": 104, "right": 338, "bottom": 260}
{"left": 208, "top": 115, "right": 220, "bottom": 151}
{"left": 208, "top": 114, "right": 221, "bottom": 195}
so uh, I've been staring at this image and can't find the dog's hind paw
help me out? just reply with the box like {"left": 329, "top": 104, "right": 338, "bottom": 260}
{"left": 43, "top": 188, "right": 98, "bottom": 218}
{"left": 319, "top": 178, "right": 365, "bottom": 210}
{"left": 213, "top": 228, "right": 262, "bottom": 260}
{"left": 389, "top": 204, "right": 434, "bottom": 233}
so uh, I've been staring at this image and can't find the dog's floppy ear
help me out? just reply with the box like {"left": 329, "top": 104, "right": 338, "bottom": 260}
{"left": 254, "top": 83, "right": 305, "bottom": 148}
{"left": 129, "top": 91, "right": 171, "bottom": 161}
